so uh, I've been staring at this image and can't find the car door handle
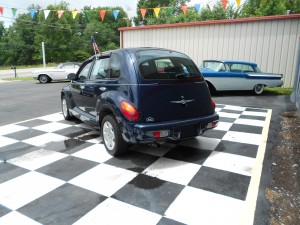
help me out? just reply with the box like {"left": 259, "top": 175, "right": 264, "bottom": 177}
{"left": 99, "top": 87, "right": 107, "bottom": 91}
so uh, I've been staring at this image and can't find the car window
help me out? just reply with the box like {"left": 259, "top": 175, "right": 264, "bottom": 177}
{"left": 137, "top": 50, "right": 201, "bottom": 80}
{"left": 90, "top": 58, "right": 110, "bottom": 80}
{"left": 201, "top": 61, "right": 225, "bottom": 71}
{"left": 110, "top": 54, "right": 121, "bottom": 79}
{"left": 64, "top": 64, "right": 75, "bottom": 69}
{"left": 229, "top": 63, "right": 255, "bottom": 73}
{"left": 78, "top": 62, "right": 92, "bottom": 80}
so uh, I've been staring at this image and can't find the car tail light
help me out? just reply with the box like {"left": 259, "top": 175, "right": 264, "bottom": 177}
{"left": 211, "top": 99, "right": 216, "bottom": 110}
{"left": 120, "top": 100, "right": 139, "bottom": 121}
{"left": 147, "top": 130, "right": 169, "bottom": 138}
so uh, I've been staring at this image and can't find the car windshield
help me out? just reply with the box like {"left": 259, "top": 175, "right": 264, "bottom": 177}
{"left": 136, "top": 50, "right": 201, "bottom": 80}
{"left": 56, "top": 63, "right": 63, "bottom": 69}
{"left": 200, "top": 61, "right": 225, "bottom": 71}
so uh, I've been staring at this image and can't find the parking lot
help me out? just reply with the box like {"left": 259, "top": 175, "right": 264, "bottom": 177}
{"left": 0, "top": 80, "right": 296, "bottom": 225}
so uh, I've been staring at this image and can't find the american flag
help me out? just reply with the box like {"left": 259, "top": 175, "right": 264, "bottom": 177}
{"left": 91, "top": 36, "right": 100, "bottom": 54}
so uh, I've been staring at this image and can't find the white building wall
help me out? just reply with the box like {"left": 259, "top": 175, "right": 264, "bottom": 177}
{"left": 120, "top": 16, "right": 300, "bottom": 88}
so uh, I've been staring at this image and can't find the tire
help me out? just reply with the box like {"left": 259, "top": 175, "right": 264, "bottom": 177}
{"left": 101, "top": 115, "right": 128, "bottom": 156}
{"left": 39, "top": 74, "right": 50, "bottom": 84}
{"left": 253, "top": 84, "right": 264, "bottom": 95}
{"left": 61, "top": 96, "right": 73, "bottom": 120}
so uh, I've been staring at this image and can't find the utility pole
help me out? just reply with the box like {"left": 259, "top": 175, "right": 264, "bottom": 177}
{"left": 42, "top": 42, "right": 46, "bottom": 68}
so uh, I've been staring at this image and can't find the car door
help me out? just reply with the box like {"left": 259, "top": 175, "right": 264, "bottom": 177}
{"left": 70, "top": 60, "right": 93, "bottom": 111}
{"left": 222, "top": 63, "right": 246, "bottom": 90}
{"left": 71, "top": 54, "right": 118, "bottom": 119}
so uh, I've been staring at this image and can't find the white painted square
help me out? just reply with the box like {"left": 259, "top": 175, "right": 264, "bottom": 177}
{"left": 0, "top": 136, "right": 18, "bottom": 148}
{"left": 8, "top": 149, "right": 67, "bottom": 170}
{"left": 179, "top": 136, "right": 221, "bottom": 151}
{"left": 143, "top": 157, "right": 201, "bottom": 185}
{"left": 0, "top": 211, "right": 42, "bottom": 225}
{"left": 72, "top": 144, "right": 112, "bottom": 163}
{"left": 203, "top": 151, "right": 255, "bottom": 176}
{"left": 0, "top": 124, "right": 27, "bottom": 135}
{"left": 224, "top": 105, "right": 246, "bottom": 111}
{"left": 165, "top": 186, "right": 245, "bottom": 225}
{"left": 33, "top": 122, "right": 72, "bottom": 132}
{"left": 69, "top": 164, "right": 137, "bottom": 197}
{"left": 234, "top": 118, "right": 265, "bottom": 127}
{"left": 214, "top": 121, "right": 233, "bottom": 131}
{"left": 22, "top": 133, "right": 68, "bottom": 147}
{"left": 38, "top": 113, "right": 65, "bottom": 122}
{"left": 222, "top": 131, "right": 262, "bottom": 145}
{"left": 218, "top": 111, "right": 240, "bottom": 119}
{"left": 0, "top": 171, "right": 64, "bottom": 210}
{"left": 215, "top": 107, "right": 222, "bottom": 112}
{"left": 73, "top": 198, "right": 161, "bottom": 225}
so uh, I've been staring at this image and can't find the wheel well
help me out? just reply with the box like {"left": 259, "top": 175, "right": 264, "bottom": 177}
{"left": 205, "top": 81, "right": 216, "bottom": 92}
{"left": 99, "top": 108, "right": 113, "bottom": 126}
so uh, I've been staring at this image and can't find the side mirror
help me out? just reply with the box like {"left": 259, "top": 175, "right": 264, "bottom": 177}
{"left": 67, "top": 73, "right": 77, "bottom": 80}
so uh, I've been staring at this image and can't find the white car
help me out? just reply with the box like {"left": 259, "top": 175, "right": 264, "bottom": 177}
{"left": 33, "top": 62, "right": 81, "bottom": 83}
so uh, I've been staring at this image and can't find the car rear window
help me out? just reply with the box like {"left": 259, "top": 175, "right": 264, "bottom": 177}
{"left": 136, "top": 50, "right": 202, "bottom": 80}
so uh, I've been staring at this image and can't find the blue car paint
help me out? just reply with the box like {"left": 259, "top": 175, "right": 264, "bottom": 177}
{"left": 61, "top": 48, "right": 219, "bottom": 146}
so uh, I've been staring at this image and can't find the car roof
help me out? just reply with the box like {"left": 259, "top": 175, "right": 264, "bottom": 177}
{"left": 203, "top": 60, "right": 258, "bottom": 67}
{"left": 87, "top": 47, "right": 184, "bottom": 61}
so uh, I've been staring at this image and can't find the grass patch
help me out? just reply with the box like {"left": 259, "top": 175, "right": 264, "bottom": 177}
{"left": 0, "top": 63, "right": 57, "bottom": 70}
{"left": 2, "top": 77, "right": 34, "bottom": 81}
{"left": 264, "top": 87, "right": 293, "bottom": 95}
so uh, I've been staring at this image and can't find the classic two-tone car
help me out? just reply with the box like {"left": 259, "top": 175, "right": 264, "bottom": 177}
{"left": 200, "top": 60, "right": 283, "bottom": 94}
{"left": 33, "top": 62, "right": 81, "bottom": 83}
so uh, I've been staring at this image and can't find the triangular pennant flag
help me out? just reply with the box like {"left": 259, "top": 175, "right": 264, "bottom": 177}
{"left": 57, "top": 10, "right": 64, "bottom": 19}
{"left": 113, "top": 10, "right": 119, "bottom": 20}
{"left": 181, "top": 5, "right": 188, "bottom": 15}
{"left": 100, "top": 10, "right": 106, "bottom": 21}
{"left": 153, "top": 8, "right": 160, "bottom": 18}
{"left": 11, "top": 8, "right": 17, "bottom": 17}
{"left": 30, "top": 9, "right": 37, "bottom": 19}
{"left": 44, "top": 10, "right": 50, "bottom": 19}
{"left": 72, "top": 10, "right": 78, "bottom": 19}
{"left": 195, "top": 4, "right": 201, "bottom": 12}
{"left": 84, "top": 11, "right": 92, "bottom": 22}
{"left": 0, "top": 7, "right": 3, "bottom": 15}
{"left": 221, "top": 0, "right": 228, "bottom": 10}
{"left": 140, "top": 8, "right": 147, "bottom": 20}
{"left": 236, "top": 0, "right": 241, "bottom": 7}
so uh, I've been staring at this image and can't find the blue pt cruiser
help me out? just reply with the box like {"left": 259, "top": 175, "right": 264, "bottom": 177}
{"left": 61, "top": 48, "right": 219, "bottom": 156}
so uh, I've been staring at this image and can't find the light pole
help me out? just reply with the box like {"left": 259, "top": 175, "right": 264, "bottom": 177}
{"left": 42, "top": 42, "right": 46, "bottom": 68}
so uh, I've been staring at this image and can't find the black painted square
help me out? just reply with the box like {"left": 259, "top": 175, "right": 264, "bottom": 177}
{"left": 164, "top": 145, "right": 212, "bottom": 165}
{"left": 0, "top": 142, "right": 40, "bottom": 161}
{"left": 230, "top": 124, "right": 263, "bottom": 134}
{"left": 201, "top": 129, "right": 227, "bottom": 139}
{"left": 215, "top": 140, "right": 258, "bottom": 158}
{"left": 37, "top": 156, "right": 99, "bottom": 181}
{"left": 18, "top": 183, "right": 106, "bottom": 225}
{"left": 17, "top": 119, "right": 50, "bottom": 128}
{"left": 43, "top": 139, "right": 93, "bottom": 154}
{"left": 219, "top": 117, "right": 237, "bottom": 123}
{"left": 105, "top": 151, "right": 159, "bottom": 173}
{"left": 112, "top": 174, "right": 184, "bottom": 215}
{"left": 189, "top": 166, "right": 251, "bottom": 200}
{"left": 4, "top": 129, "right": 46, "bottom": 141}
{"left": 157, "top": 217, "right": 186, "bottom": 225}
{"left": 0, "top": 163, "right": 29, "bottom": 184}
{"left": 53, "top": 126, "right": 91, "bottom": 138}
{"left": 0, "top": 205, "right": 11, "bottom": 218}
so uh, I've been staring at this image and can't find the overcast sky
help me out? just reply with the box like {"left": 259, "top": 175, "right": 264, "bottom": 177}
{"left": 0, "top": 0, "right": 241, "bottom": 27}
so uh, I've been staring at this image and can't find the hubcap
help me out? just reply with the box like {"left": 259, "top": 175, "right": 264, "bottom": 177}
{"left": 255, "top": 84, "right": 263, "bottom": 94}
{"left": 62, "top": 99, "right": 68, "bottom": 117}
{"left": 40, "top": 76, "right": 47, "bottom": 83}
{"left": 103, "top": 121, "right": 115, "bottom": 151}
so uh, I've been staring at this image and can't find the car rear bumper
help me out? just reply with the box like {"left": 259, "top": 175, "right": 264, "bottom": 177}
{"left": 122, "top": 113, "right": 219, "bottom": 143}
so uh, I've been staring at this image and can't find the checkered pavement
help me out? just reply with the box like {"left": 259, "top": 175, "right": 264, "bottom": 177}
{"left": 0, "top": 104, "right": 270, "bottom": 225}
